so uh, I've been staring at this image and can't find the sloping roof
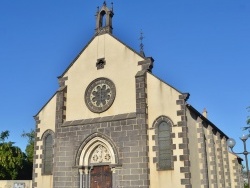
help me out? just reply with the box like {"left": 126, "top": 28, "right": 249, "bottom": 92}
{"left": 35, "top": 33, "right": 146, "bottom": 117}
{"left": 147, "top": 71, "right": 230, "bottom": 140}
{"left": 34, "top": 91, "right": 57, "bottom": 117}
{"left": 186, "top": 104, "right": 229, "bottom": 139}
{"left": 59, "top": 33, "right": 146, "bottom": 78}
{"left": 146, "top": 71, "right": 184, "bottom": 94}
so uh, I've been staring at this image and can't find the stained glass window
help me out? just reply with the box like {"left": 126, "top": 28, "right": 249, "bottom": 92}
{"left": 158, "top": 121, "right": 172, "bottom": 169}
{"left": 44, "top": 134, "right": 53, "bottom": 174}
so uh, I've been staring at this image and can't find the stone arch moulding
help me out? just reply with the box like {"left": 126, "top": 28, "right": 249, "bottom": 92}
{"left": 41, "top": 129, "right": 55, "bottom": 140}
{"left": 152, "top": 115, "right": 174, "bottom": 170}
{"left": 152, "top": 115, "right": 174, "bottom": 129}
{"left": 75, "top": 133, "right": 120, "bottom": 167}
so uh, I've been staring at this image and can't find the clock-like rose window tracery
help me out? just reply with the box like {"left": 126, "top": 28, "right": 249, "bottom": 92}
{"left": 85, "top": 78, "right": 116, "bottom": 113}
{"left": 91, "top": 84, "right": 111, "bottom": 107}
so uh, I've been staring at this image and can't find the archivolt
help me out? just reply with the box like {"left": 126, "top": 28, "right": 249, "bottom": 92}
{"left": 75, "top": 132, "right": 119, "bottom": 167}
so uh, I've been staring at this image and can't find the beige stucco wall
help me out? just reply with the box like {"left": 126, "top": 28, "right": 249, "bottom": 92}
{"left": 36, "top": 175, "right": 53, "bottom": 188}
{"left": 186, "top": 105, "right": 243, "bottom": 188}
{"left": 186, "top": 109, "right": 202, "bottom": 188}
{"left": 0, "top": 180, "right": 32, "bottom": 188}
{"left": 147, "top": 73, "right": 184, "bottom": 187}
{"left": 36, "top": 94, "right": 57, "bottom": 137}
{"left": 147, "top": 73, "right": 181, "bottom": 128}
{"left": 34, "top": 94, "right": 57, "bottom": 188}
{"left": 63, "top": 33, "right": 144, "bottom": 121}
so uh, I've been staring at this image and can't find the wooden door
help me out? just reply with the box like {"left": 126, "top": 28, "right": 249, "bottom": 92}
{"left": 90, "top": 166, "right": 112, "bottom": 188}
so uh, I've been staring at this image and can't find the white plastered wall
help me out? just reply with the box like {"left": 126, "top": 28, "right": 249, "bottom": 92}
{"left": 63, "top": 34, "right": 143, "bottom": 121}
{"left": 35, "top": 95, "right": 57, "bottom": 188}
{"left": 147, "top": 73, "right": 184, "bottom": 188}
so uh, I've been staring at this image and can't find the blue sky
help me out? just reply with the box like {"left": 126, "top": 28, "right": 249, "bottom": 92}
{"left": 0, "top": 0, "right": 249, "bottom": 156}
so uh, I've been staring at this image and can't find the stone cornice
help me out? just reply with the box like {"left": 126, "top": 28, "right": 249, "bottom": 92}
{"left": 62, "top": 113, "right": 137, "bottom": 127}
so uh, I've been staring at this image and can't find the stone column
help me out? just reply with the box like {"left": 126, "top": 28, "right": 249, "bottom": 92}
{"left": 135, "top": 70, "right": 150, "bottom": 188}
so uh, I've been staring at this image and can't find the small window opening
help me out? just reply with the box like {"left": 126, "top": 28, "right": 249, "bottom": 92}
{"left": 96, "top": 58, "right": 106, "bottom": 69}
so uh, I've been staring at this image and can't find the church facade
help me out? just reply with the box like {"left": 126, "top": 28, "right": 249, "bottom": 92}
{"left": 33, "top": 3, "right": 242, "bottom": 188}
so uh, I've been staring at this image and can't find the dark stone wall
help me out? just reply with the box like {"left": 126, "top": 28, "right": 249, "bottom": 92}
{"left": 52, "top": 116, "right": 149, "bottom": 188}
{"left": 52, "top": 72, "right": 150, "bottom": 188}
{"left": 32, "top": 116, "right": 40, "bottom": 188}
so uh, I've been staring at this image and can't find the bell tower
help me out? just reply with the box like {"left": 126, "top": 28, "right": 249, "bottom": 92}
{"left": 95, "top": 1, "right": 114, "bottom": 35}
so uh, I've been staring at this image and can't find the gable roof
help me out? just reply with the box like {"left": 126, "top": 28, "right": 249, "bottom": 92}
{"left": 186, "top": 104, "right": 229, "bottom": 139}
{"left": 146, "top": 71, "right": 184, "bottom": 95}
{"left": 34, "top": 33, "right": 146, "bottom": 117}
{"left": 34, "top": 91, "right": 57, "bottom": 118}
{"left": 59, "top": 33, "right": 146, "bottom": 78}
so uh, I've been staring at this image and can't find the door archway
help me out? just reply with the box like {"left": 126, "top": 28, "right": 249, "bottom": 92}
{"left": 76, "top": 134, "right": 119, "bottom": 188}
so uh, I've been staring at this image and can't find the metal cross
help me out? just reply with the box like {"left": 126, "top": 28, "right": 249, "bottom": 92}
{"left": 139, "top": 30, "right": 145, "bottom": 56}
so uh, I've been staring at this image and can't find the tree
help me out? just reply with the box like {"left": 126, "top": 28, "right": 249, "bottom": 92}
{"left": 0, "top": 130, "right": 24, "bottom": 180}
{"left": 21, "top": 129, "right": 35, "bottom": 163}
{"left": 243, "top": 107, "right": 250, "bottom": 132}
{"left": 17, "top": 129, "right": 35, "bottom": 180}
{"left": 247, "top": 106, "right": 250, "bottom": 126}
{"left": 0, "top": 130, "right": 34, "bottom": 180}
{"left": 0, "top": 130, "right": 9, "bottom": 142}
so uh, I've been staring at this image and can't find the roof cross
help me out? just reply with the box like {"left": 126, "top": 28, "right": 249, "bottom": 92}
{"left": 139, "top": 30, "right": 145, "bottom": 56}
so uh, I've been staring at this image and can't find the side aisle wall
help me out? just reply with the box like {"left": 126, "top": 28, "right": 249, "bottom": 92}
{"left": 186, "top": 106, "right": 241, "bottom": 188}
{"left": 228, "top": 153, "right": 243, "bottom": 188}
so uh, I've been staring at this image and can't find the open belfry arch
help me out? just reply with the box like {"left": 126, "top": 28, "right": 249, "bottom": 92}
{"left": 95, "top": 1, "right": 114, "bottom": 35}
{"left": 33, "top": 2, "right": 242, "bottom": 188}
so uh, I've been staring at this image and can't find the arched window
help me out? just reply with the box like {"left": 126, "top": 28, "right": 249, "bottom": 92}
{"left": 158, "top": 121, "right": 171, "bottom": 169}
{"left": 42, "top": 130, "right": 54, "bottom": 175}
{"left": 44, "top": 134, "right": 53, "bottom": 174}
{"left": 153, "top": 116, "right": 173, "bottom": 170}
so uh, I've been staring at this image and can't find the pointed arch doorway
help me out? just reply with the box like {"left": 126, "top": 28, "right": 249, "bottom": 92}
{"left": 89, "top": 144, "right": 112, "bottom": 188}
{"left": 77, "top": 136, "right": 119, "bottom": 188}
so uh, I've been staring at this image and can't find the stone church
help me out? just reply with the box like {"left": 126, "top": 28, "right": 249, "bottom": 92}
{"left": 33, "top": 2, "right": 242, "bottom": 188}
